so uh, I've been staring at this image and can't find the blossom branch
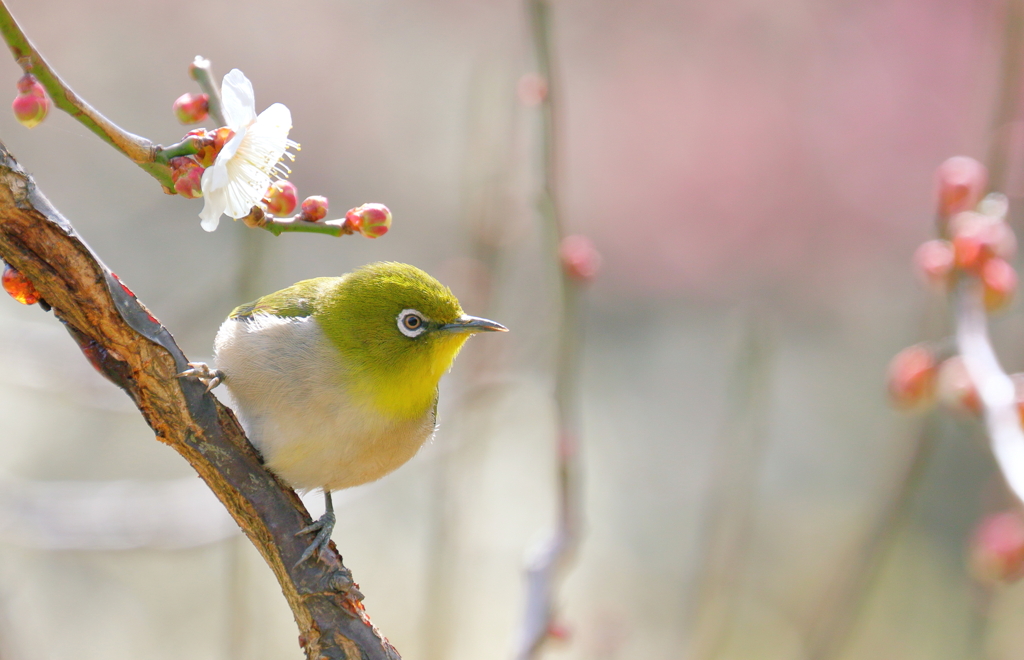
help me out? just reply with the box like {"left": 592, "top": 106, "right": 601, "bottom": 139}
{"left": 889, "top": 153, "right": 1024, "bottom": 589}
{"left": 261, "top": 216, "right": 358, "bottom": 237}
{"left": 0, "top": 141, "right": 400, "bottom": 659}
{"left": 0, "top": 0, "right": 174, "bottom": 190}
{"left": 240, "top": 204, "right": 392, "bottom": 239}
{"left": 954, "top": 277, "right": 1024, "bottom": 502}
{"left": 514, "top": 0, "right": 588, "bottom": 657}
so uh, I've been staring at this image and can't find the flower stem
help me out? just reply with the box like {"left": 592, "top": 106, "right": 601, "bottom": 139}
{"left": 261, "top": 217, "right": 354, "bottom": 237}
{"left": 189, "top": 56, "right": 226, "bottom": 126}
{"left": 154, "top": 136, "right": 203, "bottom": 164}
{"left": 0, "top": 0, "right": 174, "bottom": 190}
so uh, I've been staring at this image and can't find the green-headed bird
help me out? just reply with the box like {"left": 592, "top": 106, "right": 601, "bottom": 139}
{"left": 181, "top": 262, "right": 507, "bottom": 564}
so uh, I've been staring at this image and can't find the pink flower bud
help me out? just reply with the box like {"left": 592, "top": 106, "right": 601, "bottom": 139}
{"left": 936, "top": 156, "right": 988, "bottom": 218}
{"left": 936, "top": 355, "right": 981, "bottom": 415}
{"left": 299, "top": 196, "right": 329, "bottom": 222}
{"left": 560, "top": 234, "right": 602, "bottom": 282}
{"left": 173, "top": 92, "right": 209, "bottom": 124}
{"left": 2, "top": 262, "right": 40, "bottom": 305}
{"left": 913, "top": 239, "right": 955, "bottom": 291}
{"left": 12, "top": 77, "right": 49, "bottom": 129}
{"left": 264, "top": 180, "right": 299, "bottom": 217}
{"left": 517, "top": 73, "right": 548, "bottom": 106}
{"left": 547, "top": 621, "right": 572, "bottom": 642}
{"left": 982, "top": 257, "right": 1017, "bottom": 312}
{"left": 970, "top": 511, "right": 1024, "bottom": 584}
{"left": 345, "top": 203, "right": 392, "bottom": 238}
{"left": 15, "top": 73, "right": 45, "bottom": 97}
{"left": 170, "top": 157, "right": 204, "bottom": 199}
{"left": 190, "top": 127, "right": 233, "bottom": 168}
{"left": 949, "top": 212, "right": 1017, "bottom": 273}
{"left": 887, "top": 344, "right": 938, "bottom": 410}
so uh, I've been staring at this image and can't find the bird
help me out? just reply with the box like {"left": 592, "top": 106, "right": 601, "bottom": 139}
{"left": 180, "top": 261, "right": 507, "bottom": 564}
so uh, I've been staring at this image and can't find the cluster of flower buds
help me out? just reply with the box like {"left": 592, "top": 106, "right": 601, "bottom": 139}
{"left": 166, "top": 76, "right": 390, "bottom": 239}
{"left": 1, "top": 261, "right": 41, "bottom": 305}
{"left": 888, "top": 348, "right": 975, "bottom": 415}
{"left": 970, "top": 510, "right": 1024, "bottom": 584}
{"left": 916, "top": 157, "right": 1018, "bottom": 310}
{"left": 888, "top": 156, "right": 1021, "bottom": 411}
{"left": 172, "top": 93, "right": 209, "bottom": 124}
{"left": 260, "top": 184, "right": 391, "bottom": 238}
{"left": 262, "top": 185, "right": 391, "bottom": 239}
{"left": 12, "top": 73, "right": 49, "bottom": 129}
{"left": 887, "top": 342, "right": 1024, "bottom": 423}
{"left": 167, "top": 128, "right": 234, "bottom": 198}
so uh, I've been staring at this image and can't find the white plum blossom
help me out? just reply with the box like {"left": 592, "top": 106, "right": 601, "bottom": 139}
{"left": 199, "top": 69, "right": 295, "bottom": 231}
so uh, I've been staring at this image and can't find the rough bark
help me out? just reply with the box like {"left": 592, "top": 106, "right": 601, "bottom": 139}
{"left": 0, "top": 141, "right": 400, "bottom": 660}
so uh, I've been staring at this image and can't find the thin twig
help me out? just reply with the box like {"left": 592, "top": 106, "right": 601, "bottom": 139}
{"left": 801, "top": 418, "right": 938, "bottom": 660}
{"left": 0, "top": 0, "right": 173, "bottom": 190}
{"left": 684, "top": 318, "right": 773, "bottom": 660}
{"left": 189, "top": 56, "right": 227, "bottom": 127}
{"left": 263, "top": 217, "right": 356, "bottom": 237}
{"left": 240, "top": 207, "right": 361, "bottom": 238}
{"left": 514, "top": 1, "right": 584, "bottom": 658}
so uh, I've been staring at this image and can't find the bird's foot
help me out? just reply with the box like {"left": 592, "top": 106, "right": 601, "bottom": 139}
{"left": 295, "top": 508, "right": 337, "bottom": 567}
{"left": 177, "top": 362, "right": 224, "bottom": 392}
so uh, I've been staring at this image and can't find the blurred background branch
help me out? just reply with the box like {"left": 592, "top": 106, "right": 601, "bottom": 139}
{"left": 684, "top": 317, "right": 773, "bottom": 660}
{"left": 514, "top": 0, "right": 587, "bottom": 657}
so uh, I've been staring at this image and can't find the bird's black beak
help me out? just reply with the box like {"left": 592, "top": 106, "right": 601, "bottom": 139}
{"left": 439, "top": 315, "right": 508, "bottom": 334}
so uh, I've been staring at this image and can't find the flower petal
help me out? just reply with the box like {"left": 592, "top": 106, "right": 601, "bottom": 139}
{"left": 202, "top": 160, "right": 228, "bottom": 194}
{"left": 216, "top": 126, "right": 248, "bottom": 168}
{"left": 255, "top": 103, "right": 291, "bottom": 132}
{"left": 220, "top": 69, "right": 256, "bottom": 129}
{"left": 196, "top": 99, "right": 295, "bottom": 227}
{"left": 218, "top": 104, "right": 293, "bottom": 219}
{"left": 199, "top": 186, "right": 226, "bottom": 232}
{"left": 199, "top": 165, "right": 231, "bottom": 231}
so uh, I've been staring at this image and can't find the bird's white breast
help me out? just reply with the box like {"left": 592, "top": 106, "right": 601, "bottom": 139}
{"left": 214, "top": 314, "right": 436, "bottom": 491}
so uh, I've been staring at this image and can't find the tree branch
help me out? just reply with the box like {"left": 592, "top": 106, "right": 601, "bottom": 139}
{"left": 0, "top": 140, "right": 400, "bottom": 660}
{"left": 0, "top": 1, "right": 175, "bottom": 189}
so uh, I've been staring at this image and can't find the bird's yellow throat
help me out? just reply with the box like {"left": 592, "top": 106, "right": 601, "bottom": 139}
{"left": 351, "top": 332, "right": 471, "bottom": 420}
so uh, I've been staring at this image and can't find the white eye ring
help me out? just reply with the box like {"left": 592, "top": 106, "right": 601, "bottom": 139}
{"left": 397, "top": 309, "right": 428, "bottom": 337}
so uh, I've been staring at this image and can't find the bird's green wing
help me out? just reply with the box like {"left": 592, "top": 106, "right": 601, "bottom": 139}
{"left": 229, "top": 278, "right": 335, "bottom": 320}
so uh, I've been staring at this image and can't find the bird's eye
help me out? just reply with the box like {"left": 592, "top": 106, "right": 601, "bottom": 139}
{"left": 397, "top": 309, "right": 428, "bottom": 337}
